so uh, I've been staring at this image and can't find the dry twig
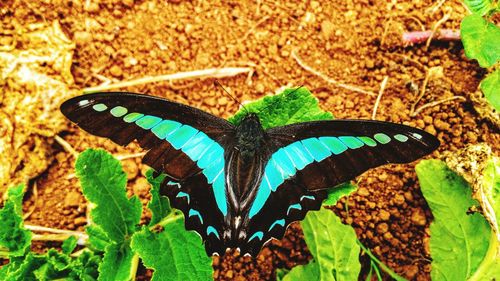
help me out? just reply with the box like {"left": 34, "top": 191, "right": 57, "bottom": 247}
{"left": 23, "top": 182, "right": 38, "bottom": 220}
{"left": 425, "top": 10, "right": 452, "bottom": 49}
{"left": 411, "top": 96, "right": 466, "bottom": 117}
{"left": 410, "top": 67, "right": 443, "bottom": 115}
{"left": 291, "top": 49, "right": 376, "bottom": 96}
{"left": 54, "top": 135, "right": 79, "bottom": 158}
{"left": 115, "top": 152, "right": 146, "bottom": 161}
{"left": 372, "top": 76, "right": 389, "bottom": 120}
{"left": 83, "top": 67, "right": 253, "bottom": 93}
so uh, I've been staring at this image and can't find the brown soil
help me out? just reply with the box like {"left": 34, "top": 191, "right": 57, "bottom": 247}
{"left": 1, "top": 0, "right": 499, "bottom": 280}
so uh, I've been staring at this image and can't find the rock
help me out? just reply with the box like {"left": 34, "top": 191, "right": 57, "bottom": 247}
{"left": 411, "top": 208, "right": 427, "bottom": 226}
{"left": 357, "top": 187, "right": 370, "bottom": 196}
{"left": 109, "top": 65, "right": 123, "bottom": 77}
{"left": 122, "top": 159, "right": 139, "bottom": 180}
{"left": 84, "top": 2, "right": 99, "bottom": 13}
{"left": 376, "top": 222, "right": 389, "bottom": 234}
{"left": 378, "top": 209, "right": 391, "bottom": 221}
{"left": 365, "top": 59, "right": 375, "bottom": 69}
{"left": 393, "top": 194, "right": 405, "bottom": 206}
{"left": 64, "top": 191, "right": 80, "bottom": 207}
{"left": 321, "top": 20, "right": 335, "bottom": 39}
{"left": 122, "top": 0, "right": 134, "bottom": 7}
{"left": 73, "top": 31, "right": 92, "bottom": 45}
{"left": 74, "top": 217, "right": 86, "bottom": 226}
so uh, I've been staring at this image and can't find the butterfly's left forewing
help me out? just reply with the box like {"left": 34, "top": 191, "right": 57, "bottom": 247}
{"left": 61, "top": 92, "right": 235, "bottom": 255}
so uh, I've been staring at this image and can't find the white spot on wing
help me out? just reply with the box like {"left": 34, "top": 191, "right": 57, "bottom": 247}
{"left": 78, "top": 99, "right": 90, "bottom": 106}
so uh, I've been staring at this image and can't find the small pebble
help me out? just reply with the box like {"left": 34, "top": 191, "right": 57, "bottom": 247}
{"left": 378, "top": 209, "right": 391, "bottom": 221}
{"left": 357, "top": 187, "right": 370, "bottom": 196}
{"left": 411, "top": 209, "right": 427, "bottom": 226}
{"left": 64, "top": 191, "right": 80, "bottom": 207}
{"left": 321, "top": 20, "right": 335, "bottom": 39}
{"left": 109, "top": 65, "right": 123, "bottom": 77}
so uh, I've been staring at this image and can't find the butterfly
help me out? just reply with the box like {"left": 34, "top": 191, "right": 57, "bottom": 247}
{"left": 60, "top": 91, "right": 439, "bottom": 257}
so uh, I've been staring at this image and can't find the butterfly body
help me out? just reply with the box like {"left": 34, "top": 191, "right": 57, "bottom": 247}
{"left": 61, "top": 91, "right": 439, "bottom": 257}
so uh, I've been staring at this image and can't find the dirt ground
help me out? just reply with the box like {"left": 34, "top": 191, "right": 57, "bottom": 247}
{"left": 1, "top": 0, "right": 499, "bottom": 280}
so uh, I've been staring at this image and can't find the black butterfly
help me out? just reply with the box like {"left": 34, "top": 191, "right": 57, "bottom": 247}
{"left": 60, "top": 91, "right": 439, "bottom": 257}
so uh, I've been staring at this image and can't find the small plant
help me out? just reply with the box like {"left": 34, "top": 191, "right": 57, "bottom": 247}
{"left": 460, "top": 0, "right": 500, "bottom": 111}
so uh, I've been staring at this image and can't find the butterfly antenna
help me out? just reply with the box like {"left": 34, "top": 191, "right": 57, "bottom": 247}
{"left": 214, "top": 80, "right": 249, "bottom": 114}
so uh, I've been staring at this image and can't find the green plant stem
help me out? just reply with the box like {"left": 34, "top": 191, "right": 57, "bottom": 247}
{"left": 371, "top": 260, "right": 383, "bottom": 281}
{"left": 154, "top": 213, "right": 183, "bottom": 229}
{"left": 357, "top": 240, "right": 408, "bottom": 281}
{"left": 129, "top": 253, "right": 140, "bottom": 281}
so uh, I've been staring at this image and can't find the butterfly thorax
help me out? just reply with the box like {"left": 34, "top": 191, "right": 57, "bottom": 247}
{"left": 224, "top": 113, "right": 269, "bottom": 241}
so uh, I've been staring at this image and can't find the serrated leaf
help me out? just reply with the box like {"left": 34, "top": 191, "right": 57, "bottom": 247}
{"left": 73, "top": 250, "right": 101, "bottom": 280}
{"left": 86, "top": 225, "right": 111, "bottom": 252}
{"left": 131, "top": 217, "right": 213, "bottom": 281}
{"left": 76, "top": 149, "right": 142, "bottom": 243}
{"left": 295, "top": 208, "right": 361, "bottom": 281}
{"left": 98, "top": 243, "right": 136, "bottom": 281}
{"left": 62, "top": 235, "right": 78, "bottom": 254}
{"left": 464, "top": 0, "right": 495, "bottom": 15}
{"left": 3, "top": 254, "right": 45, "bottom": 280}
{"left": 146, "top": 169, "right": 171, "bottom": 226}
{"left": 0, "top": 185, "right": 31, "bottom": 257}
{"left": 416, "top": 160, "right": 491, "bottom": 280}
{"left": 228, "top": 87, "right": 333, "bottom": 129}
{"left": 461, "top": 14, "right": 500, "bottom": 68}
{"left": 323, "top": 182, "right": 357, "bottom": 206}
{"left": 480, "top": 69, "right": 500, "bottom": 111}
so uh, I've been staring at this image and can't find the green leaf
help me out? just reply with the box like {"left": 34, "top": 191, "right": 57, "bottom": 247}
{"left": 131, "top": 217, "right": 213, "bottom": 281}
{"left": 76, "top": 149, "right": 142, "bottom": 243}
{"left": 1, "top": 248, "right": 101, "bottom": 281}
{"left": 282, "top": 261, "right": 320, "bottom": 281}
{"left": 86, "top": 225, "right": 111, "bottom": 252}
{"left": 323, "top": 183, "right": 357, "bottom": 206}
{"left": 297, "top": 208, "right": 361, "bottom": 281}
{"left": 72, "top": 250, "right": 101, "bottom": 280}
{"left": 62, "top": 236, "right": 78, "bottom": 255}
{"left": 416, "top": 160, "right": 491, "bottom": 280}
{"left": 480, "top": 69, "right": 500, "bottom": 111}
{"left": 228, "top": 87, "right": 333, "bottom": 129}
{"left": 146, "top": 169, "right": 172, "bottom": 226}
{"left": 98, "top": 243, "right": 137, "bottom": 281}
{"left": 0, "top": 185, "right": 31, "bottom": 257}
{"left": 464, "top": 0, "right": 495, "bottom": 15}
{"left": 461, "top": 14, "right": 500, "bottom": 68}
{"left": 483, "top": 157, "right": 500, "bottom": 234}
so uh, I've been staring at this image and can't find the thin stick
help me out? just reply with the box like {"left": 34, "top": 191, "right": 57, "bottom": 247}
{"left": 54, "top": 135, "right": 79, "bottom": 158}
{"left": 241, "top": 16, "right": 271, "bottom": 42}
{"left": 25, "top": 224, "right": 86, "bottom": 236}
{"left": 425, "top": 11, "right": 451, "bottom": 49}
{"left": 32, "top": 234, "right": 81, "bottom": 242}
{"left": 410, "top": 67, "right": 442, "bottom": 115}
{"left": 411, "top": 96, "right": 466, "bottom": 117}
{"left": 83, "top": 67, "right": 253, "bottom": 93}
{"left": 426, "top": 0, "right": 446, "bottom": 15}
{"left": 115, "top": 152, "right": 146, "bottom": 161}
{"left": 372, "top": 76, "right": 389, "bottom": 120}
{"left": 291, "top": 49, "right": 376, "bottom": 96}
{"left": 23, "top": 182, "right": 38, "bottom": 220}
